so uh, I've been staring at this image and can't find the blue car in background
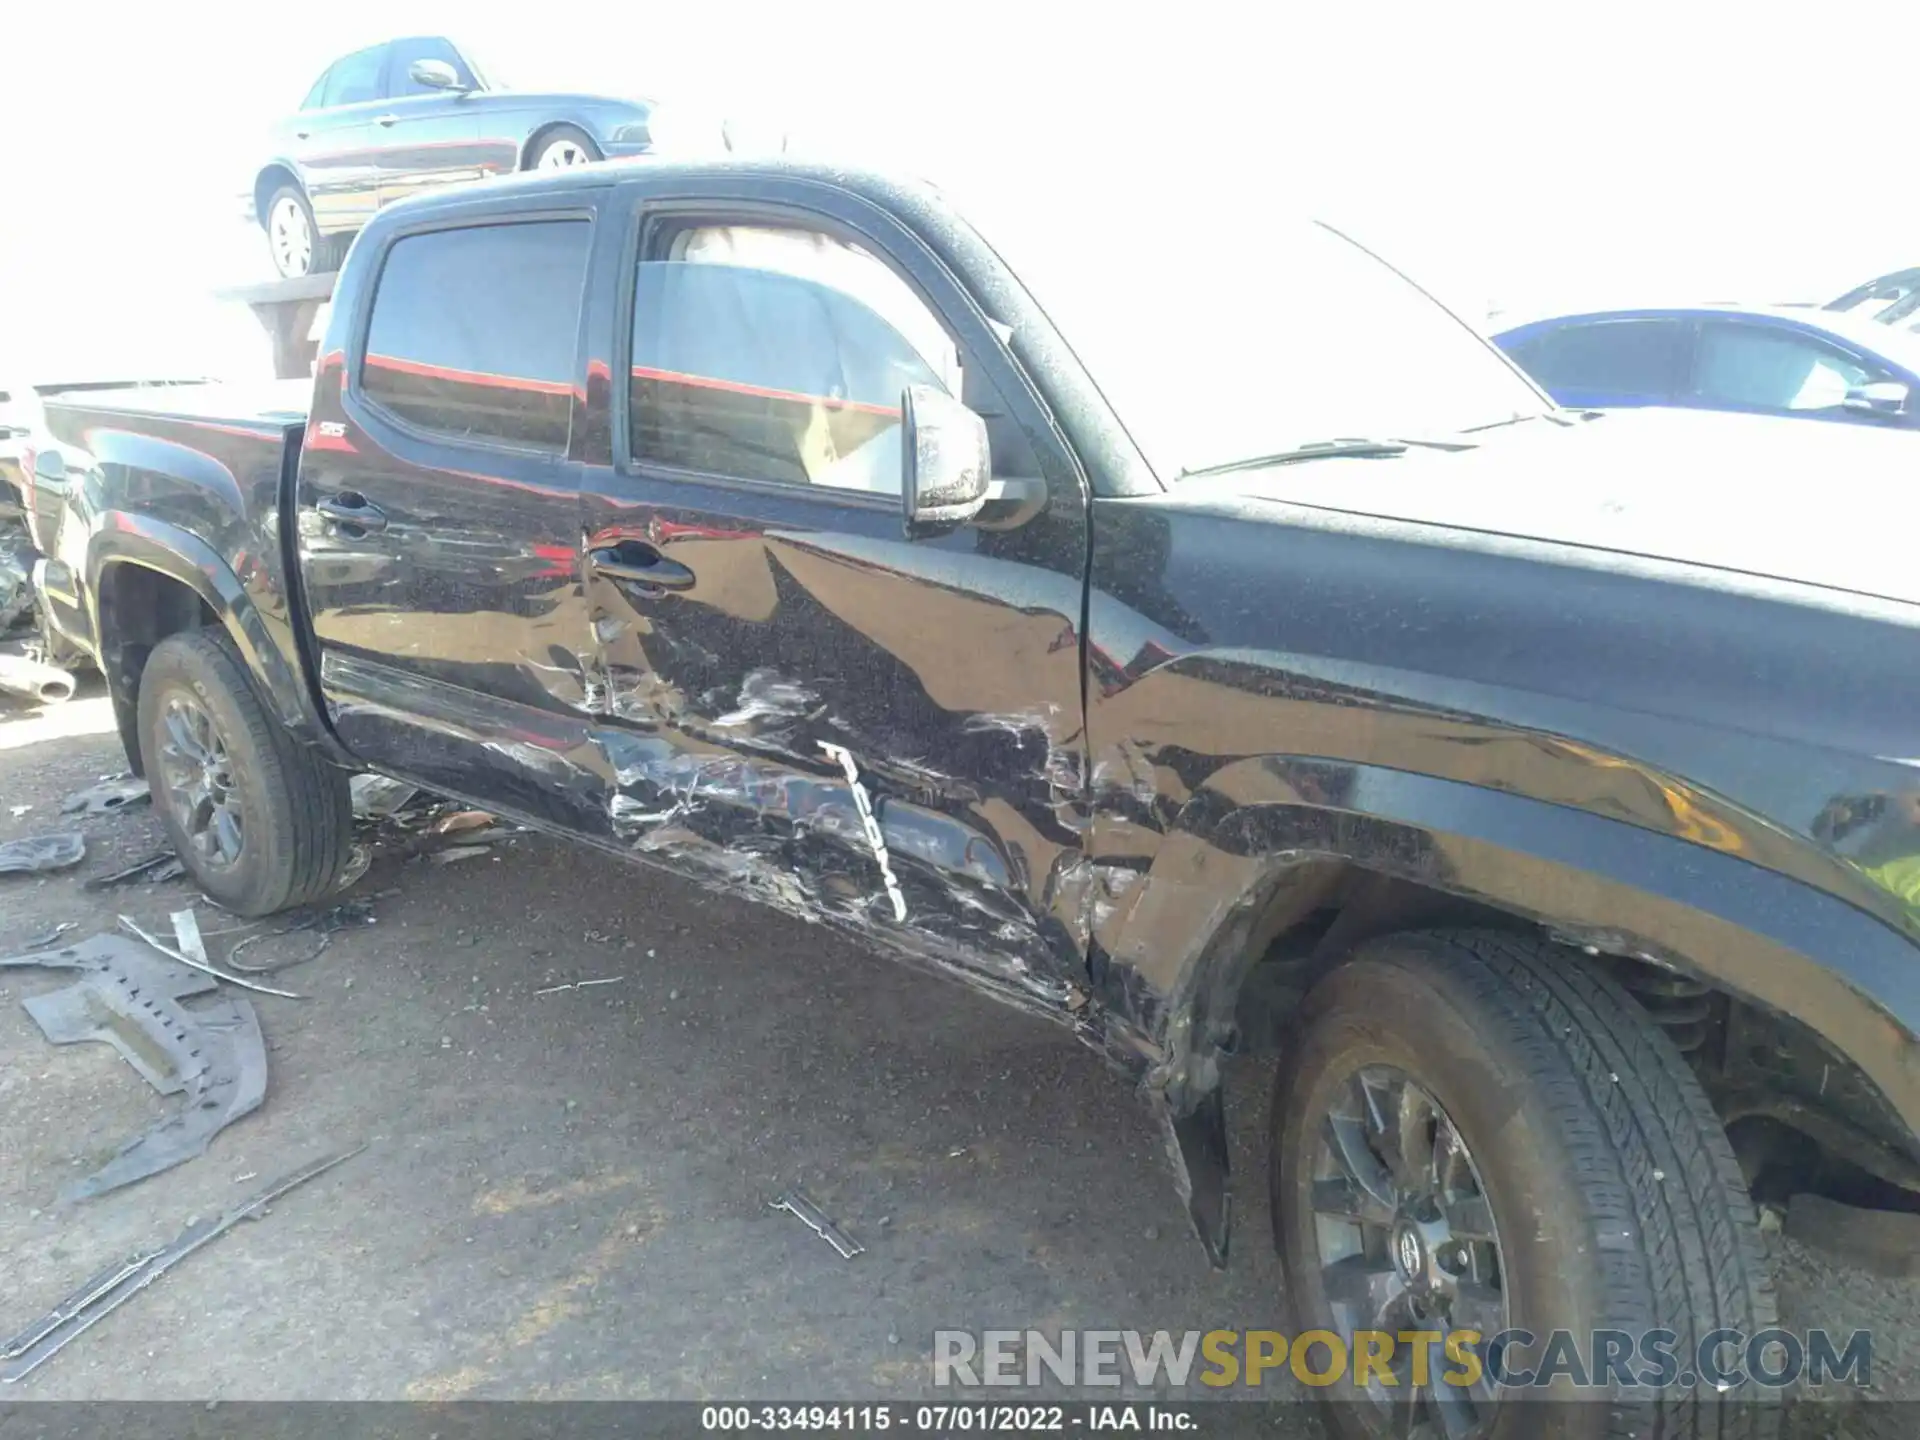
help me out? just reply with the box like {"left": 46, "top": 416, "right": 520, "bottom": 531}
{"left": 1492, "top": 304, "right": 1920, "bottom": 430}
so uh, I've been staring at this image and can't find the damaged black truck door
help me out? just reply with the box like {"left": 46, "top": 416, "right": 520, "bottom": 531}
{"left": 296, "top": 202, "right": 603, "bottom": 824}
{"left": 578, "top": 173, "right": 1094, "bottom": 1010}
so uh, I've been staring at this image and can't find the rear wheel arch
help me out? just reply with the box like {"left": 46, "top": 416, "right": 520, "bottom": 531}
{"left": 520, "top": 122, "right": 601, "bottom": 170}
{"left": 254, "top": 164, "right": 302, "bottom": 228}
{"left": 94, "top": 559, "right": 219, "bottom": 775}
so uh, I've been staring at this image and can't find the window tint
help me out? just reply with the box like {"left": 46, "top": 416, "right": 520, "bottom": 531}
{"left": 362, "top": 221, "right": 590, "bottom": 453}
{"left": 321, "top": 46, "right": 385, "bottom": 108}
{"left": 1694, "top": 323, "right": 1871, "bottom": 411}
{"left": 388, "top": 36, "right": 471, "bottom": 96}
{"left": 1513, "top": 319, "right": 1690, "bottom": 398}
{"left": 629, "top": 225, "right": 959, "bottom": 494}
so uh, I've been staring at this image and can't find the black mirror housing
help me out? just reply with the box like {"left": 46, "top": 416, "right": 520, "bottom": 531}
{"left": 900, "top": 385, "right": 990, "bottom": 538}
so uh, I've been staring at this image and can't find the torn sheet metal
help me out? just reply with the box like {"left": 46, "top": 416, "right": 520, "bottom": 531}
{"left": 0, "top": 833, "right": 84, "bottom": 875}
{"left": 59, "top": 776, "right": 150, "bottom": 816}
{"left": 769, "top": 1189, "right": 864, "bottom": 1259}
{"left": 0, "top": 1144, "right": 366, "bottom": 1384}
{"left": 348, "top": 772, "right": 421, "bottom": 817}
{"left": 0, "top": 932, "right": 267, "bottom": 1202}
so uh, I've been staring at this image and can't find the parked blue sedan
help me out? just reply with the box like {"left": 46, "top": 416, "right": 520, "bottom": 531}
{"left": 1492, "top": 304, "right": 1919, "bottom": 429}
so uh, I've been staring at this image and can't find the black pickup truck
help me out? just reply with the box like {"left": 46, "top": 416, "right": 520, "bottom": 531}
{"left": 27, "top": 158, "right": 1920, "bottom": 1434}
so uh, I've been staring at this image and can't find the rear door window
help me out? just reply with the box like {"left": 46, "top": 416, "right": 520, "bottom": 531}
{"left": 361, "top": 220, "right": 591, "bottom": 453}
{"left": 1510, "top": 318, "right": 1692, "bottom": 400}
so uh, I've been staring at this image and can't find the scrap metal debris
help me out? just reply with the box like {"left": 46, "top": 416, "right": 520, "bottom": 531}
{"left": 17, "top": 922, "right": 77, "bottom": 951}
{"left": 118, "top": 914, "right": 306, "bottom": 1000}
{"left": 0, "top": 1144, "right": 367, "bottom": 1384}
{"left": 430, "top": 844, "right": 491, "bottom": 864}
{"left": 59, "top": 776, "right": 150, "bottom": 816}
{"left": 349, "top": 772, "right": 419, "bottom": 817}
{"left": 0, "top": 931, "right": 268, "bottom": 1202}
{"left": 223, "top": 896, "right": 382, "bottom": 976}
{"left": 428, "top": 809, "right": 496, "bottom": 836}
{"left": 534, "top": 975, "right": 625, "bottom": 996}
{"left": 0, "top": 833, "right": 84, "bottom": 875}
{"left": 82, "top": 851, "right": 180, "bottom": 890}
{"left": 769, "top": 1188, "right": 865, "bottom": 1260}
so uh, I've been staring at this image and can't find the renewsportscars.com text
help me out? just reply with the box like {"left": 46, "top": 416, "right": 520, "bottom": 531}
{"left": 933, "top": 1328, "right": 1872, "bottom": 1391}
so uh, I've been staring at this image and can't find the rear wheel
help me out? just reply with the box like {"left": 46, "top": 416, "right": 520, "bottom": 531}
{"left": 264, "top": 185, "right": 318, "bottom": 278}
{"left": 528, "top": 125, "right": 601, "bottom": 170}
{"left": 137, "top": 629, "right": 352, "bottom": 916}
{"left": 1271, "top": 929, "right": 1778, "bottom": 1439}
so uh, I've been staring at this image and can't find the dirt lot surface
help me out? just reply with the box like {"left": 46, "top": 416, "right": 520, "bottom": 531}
{"left": 0, "top": 689, "right": 1912, "bottom": 1435}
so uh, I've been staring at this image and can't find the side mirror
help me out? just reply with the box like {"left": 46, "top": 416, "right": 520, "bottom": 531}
{"left": 409, "top": 59, "right": 465, "bottom": 92}
{"left": 900, "top": 385, "right": 990, "bottom": 538}
{"left": 1843, "top": 380, "right": 1911, "bottom": 418}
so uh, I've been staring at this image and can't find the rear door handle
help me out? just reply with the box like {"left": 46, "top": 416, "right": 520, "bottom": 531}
{"left": 589, "top": 542, "right": 695, "bottom": 592}
{"left": 374, "top": 114, "right": 399, "bottom": 127}
{"left": 315, "top": 493, "right": 388, "bottom": 533}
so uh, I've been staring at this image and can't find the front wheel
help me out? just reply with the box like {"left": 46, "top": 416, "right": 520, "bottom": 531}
{"left": 528, "top": 125, "right": 602, "bottom": 170}
{"left": 1271, "top": 930, "right": 1778, "bottom": 1440}
{"left": 137, "top": 629, "right": 352, "bottom": 916}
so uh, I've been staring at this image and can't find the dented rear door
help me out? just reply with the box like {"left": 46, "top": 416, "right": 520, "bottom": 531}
{"left": 576, "top": 173, "right": 1093, "bottom": 1010}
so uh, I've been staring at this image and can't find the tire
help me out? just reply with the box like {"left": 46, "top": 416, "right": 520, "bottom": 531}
{"left": 1270, "top": 929, "right": 1778, "bottom": 1440}
{"left": 137, "top": 628, "right": 352, "bottom": 917}
{"left": 263, "top": 184, "right": 324, "bottom": 279}
{"left": 526, "top": 125, "right": 602, "bottom": 170}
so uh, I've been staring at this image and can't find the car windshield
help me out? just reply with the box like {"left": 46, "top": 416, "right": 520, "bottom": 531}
{"left": 967, "top": 202, "right": 1552, "bottom": 481}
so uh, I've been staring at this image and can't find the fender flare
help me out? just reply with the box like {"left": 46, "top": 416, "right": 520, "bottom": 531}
{"left": 88, "top": 515, "right": 322, "bottom": 737}
{"left": 1100, "top": 757, "right": 1920, "bottom": 1263}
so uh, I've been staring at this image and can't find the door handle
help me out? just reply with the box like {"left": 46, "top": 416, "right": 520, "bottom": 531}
{"left": 588, "top": 542, "right": 695, "bottom": 592}
{"left": 294, "top": 129, "right": 311, "bottom": 140}
{"left": 315, "top": 493, "right": 388, "bottom": 534}
{"left": 375, "top": 113, "right": 399, "bottom": 127}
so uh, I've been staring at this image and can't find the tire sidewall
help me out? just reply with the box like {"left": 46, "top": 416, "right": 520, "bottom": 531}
{"left": 138, "top": 640, "right": 281, "bottom": 912}
{"left": 532, "top": 126, "right": 600, "bottom": 169}
{"left": 266, "top": 185, "right": 316, "bottom": 279}
{"left": 1272, "top": 953, "right": 1619, "bottom": 1437}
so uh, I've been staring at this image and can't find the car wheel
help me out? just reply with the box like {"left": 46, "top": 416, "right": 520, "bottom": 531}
{"left": 1271, "top": 929, "right": 1778, "bottom": 1439}
{"left": 528, "top": 125, "right": 602, "bottom": 170}
{"left": 138, "top": 628, "right": 352, "bottom": 916}
{"left": 264, "top": 184, "right": 323, "bottom": 279}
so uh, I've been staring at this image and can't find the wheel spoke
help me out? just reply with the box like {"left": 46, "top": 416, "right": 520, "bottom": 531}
{"left": 1388, "top": 1078, "right": 1433, "bottom": 1192}
{"left": 1447, "top": 1279, "right": 1505, "bottom": 1339}
{"left": 1321, "top": 1253, "right": 1398, "bottom": 1328}
{"left": 1311, "top": 1175, "right": 1397, "bottom": 1230}
{"left": 1440, "top": 1195, "right": 1496, "bottom": 1243}
{"left": 1326, "top": 1111, "right": 1397, "bottom": 1212}
{"left": 212, "top": 805, "right": 243, "bottom": 863}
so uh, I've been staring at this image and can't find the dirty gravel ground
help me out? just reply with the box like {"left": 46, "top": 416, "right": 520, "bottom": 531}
{"left": 0, "top": 689, "right": 1911, "bottom": 1436}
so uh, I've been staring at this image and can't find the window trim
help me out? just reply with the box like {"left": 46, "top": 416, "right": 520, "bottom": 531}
{"left": 350, "top": 210, "right": 597, "bottom": 462}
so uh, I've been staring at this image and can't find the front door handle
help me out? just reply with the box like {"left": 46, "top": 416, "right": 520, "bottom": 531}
{"left": 589, "top": 542, "right": 695, "bottom": 592}
{"left": 374, "top": 113, "right": 399, "bottom": 127}
{"left": 315, "top": 493, "right": 388, "bottom": 533}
